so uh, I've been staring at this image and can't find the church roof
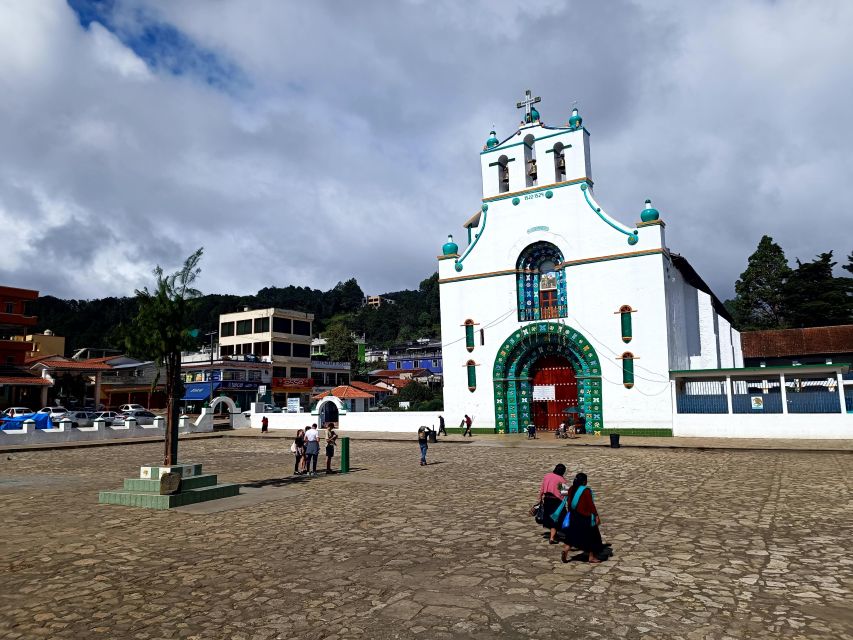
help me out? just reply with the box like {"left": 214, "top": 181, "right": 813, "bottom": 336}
{"left": 741, "top": 325, "right": 853, "bottom": 358}
{"left": 669, "top": 254, "right": 734, "bottom": 325}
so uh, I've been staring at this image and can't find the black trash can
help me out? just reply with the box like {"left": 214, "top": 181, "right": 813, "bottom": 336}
{"left": 609, "top": 433, "right": 621, "bottom": 448}
{"left": 429, "top": 430, "right": 437, "bottom": 443}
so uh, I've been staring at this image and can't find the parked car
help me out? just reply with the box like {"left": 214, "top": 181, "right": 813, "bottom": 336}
{"left": 113, "top": 410, "right": 157, "bottom": 426}
{"left": 65, "top": 411, "right": 94, "bottom": 428}
{"left": 263, "top": 404, "right": 283, "bottom": 413}
{"left": 91, "top": 411, "right": 119, "bottom": 426}
{"left": 38, "top": 406, "right": 68, "bottom": 420}
{"left": 2, "top": 407, "right": 33, "bottom": 418}
{"left": 118, "top": 404, "right": 146, "bottom": 413}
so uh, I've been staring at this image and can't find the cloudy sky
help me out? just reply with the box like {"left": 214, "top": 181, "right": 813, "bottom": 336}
{"left": 1, "top": 0, "right": 851, "bottom": 301}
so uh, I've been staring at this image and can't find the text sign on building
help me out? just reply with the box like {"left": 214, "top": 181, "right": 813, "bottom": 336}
{"left": 272, "top": 377, "right": 313, "bottom": 389}
{"left": 286, "top": 398, "right": 301, "bottom": 413}
{"left": 220, "top": 381, "right": 259, "bottom": 390}
{"left": 532, "top": 385, "right": 556, "bottom": 401}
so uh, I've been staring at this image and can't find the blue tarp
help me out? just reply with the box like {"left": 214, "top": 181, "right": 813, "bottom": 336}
{"left": 181, "top": 382, "right": 220, "bottom": 401}
{"left": 0, "top": 413, "right": 53, "bottom": 430}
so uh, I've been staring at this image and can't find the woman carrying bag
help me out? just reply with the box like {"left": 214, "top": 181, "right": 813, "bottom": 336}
{"left": 562, "top": 472, "right": 606, "bottom": 563}
{"left": 537, "top": 464, "right": 567, "bottom": 544}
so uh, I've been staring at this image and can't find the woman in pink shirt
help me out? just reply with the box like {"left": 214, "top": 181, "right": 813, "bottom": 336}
{"left": 538, "top": 464, "right": 567, "bottom": 544}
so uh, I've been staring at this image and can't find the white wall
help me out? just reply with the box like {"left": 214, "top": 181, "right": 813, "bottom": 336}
{"left": 249, "top": 410, "right": 443, "bottom": 433}
{"left": 674, "top": 413, "right": 853, "bottom": 439}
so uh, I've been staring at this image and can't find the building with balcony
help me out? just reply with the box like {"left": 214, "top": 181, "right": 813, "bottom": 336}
{"left": 180, "top": 352, "right": 272, "bottom": 412}
{"left": 386, "top": 339, "right": 443, "bottom": 378}
{"left": 218, "top": 308, "right": 314, "bottom": 409}
{"left": 0, "top": 286, "right": 54, "bottom": 409}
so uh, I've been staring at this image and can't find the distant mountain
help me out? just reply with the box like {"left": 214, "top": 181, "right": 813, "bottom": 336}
{"left": 32, "top": 274, "right": 440, "bottom": 355}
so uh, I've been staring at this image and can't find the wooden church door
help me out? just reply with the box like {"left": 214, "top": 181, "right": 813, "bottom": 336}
{"left": 531, "top": 355, "right": 578, "bottom": 430}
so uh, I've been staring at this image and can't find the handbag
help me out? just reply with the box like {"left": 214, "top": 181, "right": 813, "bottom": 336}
{"left": 533, "top": 502, "right": 545, "bottom": 525}
{"left": 290, "top": 442, "right": 297, "bottom": 453}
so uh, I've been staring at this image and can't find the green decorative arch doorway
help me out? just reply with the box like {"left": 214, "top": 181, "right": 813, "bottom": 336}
{"left": 493, "top": 322, "right": 603, "bottom": 434}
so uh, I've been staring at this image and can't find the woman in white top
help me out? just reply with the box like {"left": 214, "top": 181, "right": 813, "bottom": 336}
{"left": 304, "top": 423, "right": 320, "bottom": 476}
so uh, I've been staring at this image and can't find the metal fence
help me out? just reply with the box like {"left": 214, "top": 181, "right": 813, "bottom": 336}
{"left": 731, "top": 377, "right": 783, "bottom": 414}
{"left": 675, "top": 378, "right": 728, "bottom": 414}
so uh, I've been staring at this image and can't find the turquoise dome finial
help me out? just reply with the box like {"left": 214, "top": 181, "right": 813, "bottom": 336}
{"left": 530, "top": 106, "right": 540, "bottom": 122}
{"left": 641, "top": 199, "right": 660, "bottom": 222}
{"left": 569, "top": 107, "right": 582, "bottom": 130}
{"left": 486, "top": 130, "right": 499, "bottom": 149}
{"left": 442, "top": 234, "right": 459, "bottom": 256}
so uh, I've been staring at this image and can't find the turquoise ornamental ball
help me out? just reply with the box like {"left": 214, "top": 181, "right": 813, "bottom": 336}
{"left": 486, "top": 130, "right": 499, "bottom": 149}
{"left": 627, "top": 234, "right": 639, "bottom": 246}
{"left": 530, "top": 106, "right": 540, "bottom": 122}
{"left": 442, "top": 234, "right": 459, "bottom": 256}
{"left": 454, "top": 262, "right": 463, "bottom": 272}
{"left": 545, "top": 190, "right": 553, "bottom": 199}
{"left": 512, "top": 197, "right": 520, "bottom": 206}
{"left": 481, "top": 203, "right": 489, "bottom": 212}
{"left": 569, "top": 107, "right": 582, "bottom": 130}
{"left": 641, "top": 198, "right": 660, "bottom": 222}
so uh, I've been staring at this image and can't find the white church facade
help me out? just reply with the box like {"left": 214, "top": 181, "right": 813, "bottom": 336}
{"left": 438, "top": 92, "right": 743, "bottom": 436}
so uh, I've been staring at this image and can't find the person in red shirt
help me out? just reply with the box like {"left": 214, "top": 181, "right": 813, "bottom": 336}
{"left": 538, "top": 464, "right": 567, "bottom": 544}
{"left": 562, "top": 472, "right": 605, "bottom": 563}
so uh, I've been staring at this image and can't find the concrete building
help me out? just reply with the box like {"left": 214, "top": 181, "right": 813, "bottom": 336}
{"left": 12, "top": 330, "right": 65, "bottom": 359}
{"left": 364, "top": 295, "right": 395, "bottom": 309}
{"left": 387, "top": 339, "right": 443, "bottom": 378}
{"left": 218, "top": 308, "right": 314, "bottom": 409}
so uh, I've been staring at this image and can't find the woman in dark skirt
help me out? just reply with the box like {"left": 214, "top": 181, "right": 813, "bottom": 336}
{"left": 538, "top": 464, "right": 567, "bottom": 544}
{"left": 562, "top": 472, "right": 605, "bottom": 563}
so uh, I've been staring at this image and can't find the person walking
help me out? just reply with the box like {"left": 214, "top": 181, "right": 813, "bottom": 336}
{"left": 293, "top": 428, "right": 305, "bottom": 475}
{"left": 261, "top": 415, "right": 269, "bottom": 434}
{"left": 417, "top": 425, "right": 429, "bottom": 466}
{"left": 538, "top": 463, "right": 567, "bottom": 545}
{"left": 324, "top": 422, "right": 338, "bottom": 474}
{"left": 562, "top": 472, "right": 606, "bottom": 563}
{"left": 304, "top": 423, "right": 320, "bottom": 476}
{"left": 437, "top": 415, "right": 447, "bottom": 436}
{"left": 462, "top": 414, "right": 473, "bottom": 437}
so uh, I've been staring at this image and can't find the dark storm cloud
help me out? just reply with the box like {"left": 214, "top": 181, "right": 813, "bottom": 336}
{"left": 0, "top": 0, "right": 851, "bottom": 300}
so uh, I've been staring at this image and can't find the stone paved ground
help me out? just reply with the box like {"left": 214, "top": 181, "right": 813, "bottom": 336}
{"left": 1, "top": 438, "right": 851, "bottom": 639}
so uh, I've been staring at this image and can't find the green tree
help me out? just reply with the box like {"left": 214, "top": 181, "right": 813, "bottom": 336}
{"left": 126, "top": 248, "right": 204, "bottom": 465}
{"left": 732, "top": 236, "right": 792, "bottom": 329}
{"left": 782, "top": 251, "right": 853, "bottom": 327}
{"left": 324, "top": 322, "right": 358, "bottom": 366}
{"left": 843, "top": 251, "right": 853, "bottom": 275}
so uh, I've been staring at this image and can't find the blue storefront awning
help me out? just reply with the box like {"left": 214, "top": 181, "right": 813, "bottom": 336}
{"left": 181, "top": 382, "right": 220, "bottom": 401}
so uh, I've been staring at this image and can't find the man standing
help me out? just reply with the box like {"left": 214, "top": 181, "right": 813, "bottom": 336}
{"left": 304, "top": 423, "right": 320, "bottom": 475}
{"left": 462, "top": 414, "right": 473, "bottom": 437}
{"left": 417, "top": 425, "right": 429, "bottom": 466}
{"left": 437, "top": 415, "right": 447, "bottom": 436}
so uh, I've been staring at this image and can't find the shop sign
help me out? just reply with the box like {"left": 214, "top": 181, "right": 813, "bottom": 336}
{"left": 220, "top": 381, "right": 259, "bottom": 390}
{"left": 273, "top": 377, "right": 313, "bottom": 389}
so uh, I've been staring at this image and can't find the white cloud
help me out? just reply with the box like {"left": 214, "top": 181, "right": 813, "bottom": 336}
{"left": 0, "top": 0, "right": 851, "bottom": 302}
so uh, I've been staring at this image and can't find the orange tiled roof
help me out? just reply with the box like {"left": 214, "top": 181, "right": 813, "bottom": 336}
{"left": 741, "top": 325, "right": 853, "bottom": 358}
{"left": 371, "top": 368, "right": 429, "bottom": 378}
{"left": 349, "top": 381, "right": 387, "bottom": 393}
{"left": 33, "top": 357, "right": 113, "bottom": 371}
{"left": 0, "top": 376, "right": 51, "bottom": 386}
{"left": 379, "top": 378, "right": 413, "bottom": 389}
{"left": 313, "top": 385, "right": 375, "bottom": 400}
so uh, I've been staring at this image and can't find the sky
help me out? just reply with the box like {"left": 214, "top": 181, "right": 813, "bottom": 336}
{"left": 0, "top": 0, "right": 851, "bottom": 301}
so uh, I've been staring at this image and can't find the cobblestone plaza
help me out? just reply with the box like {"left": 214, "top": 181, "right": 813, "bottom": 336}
{"left": 1, "top": 437, "right": 851, "bottom": 639}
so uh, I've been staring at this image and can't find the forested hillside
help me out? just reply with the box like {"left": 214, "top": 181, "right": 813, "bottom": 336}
{"left": 33, "top": 274, "right": 441, "bottom": 355}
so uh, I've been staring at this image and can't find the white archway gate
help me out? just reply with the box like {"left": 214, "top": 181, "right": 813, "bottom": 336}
{"left": 314, "top": 397, "right": 345, "bottom": 428}
{"left": 209, "top": 395, "right": 240, "bottom": 427}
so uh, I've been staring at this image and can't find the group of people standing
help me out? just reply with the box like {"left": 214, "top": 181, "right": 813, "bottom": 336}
{"left": 292, "top": 423, "right": 338, "bottom": 475}
{"left": 537, "top": 464, "right": 610, "bottom": 563}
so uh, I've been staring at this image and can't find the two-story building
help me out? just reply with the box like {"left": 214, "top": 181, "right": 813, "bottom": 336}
{"left": 387, "top": 339, "right": 443, "bottom": 380}
{"left": 0, "top": 286, "right": 53, "bottom": 409}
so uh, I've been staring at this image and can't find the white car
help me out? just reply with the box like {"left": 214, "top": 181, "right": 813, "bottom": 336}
{"left": 92, "top": 411, "right": 119, "bottom": 426}
{"left": 65, "top": 411, "right": 94, "bottom": 428}
{"left": 118, "top": 404, "right": 146, "bottom": 412}
{"left": 113, "top": 410, "right": 157, "bottom": 426}
{"left": 38, "top": 406, "right": 68, "bottom": 420}
{"left": 2, "top": 407, "right": 33, "bottom": 418}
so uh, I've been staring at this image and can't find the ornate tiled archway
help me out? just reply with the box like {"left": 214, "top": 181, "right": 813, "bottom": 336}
{"left": 493, "top": 322, "right": 603, "bottom": 433}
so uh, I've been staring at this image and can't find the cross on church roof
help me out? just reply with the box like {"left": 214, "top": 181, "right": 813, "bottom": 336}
{"left": 516, "top": 89, "right": 541, "bottom": 119}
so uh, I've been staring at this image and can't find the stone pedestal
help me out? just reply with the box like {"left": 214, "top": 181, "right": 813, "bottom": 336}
{"left": 98, "top": 462, "right": 239, "bottom": 510}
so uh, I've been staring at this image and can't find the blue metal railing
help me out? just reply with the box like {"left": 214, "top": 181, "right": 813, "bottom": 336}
{"left": 786, "top": 391, "right": 842, "bottom": 414}
{"left": 676, "top": 394, "right": 728, "bottom": 414}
